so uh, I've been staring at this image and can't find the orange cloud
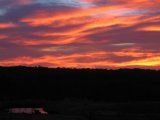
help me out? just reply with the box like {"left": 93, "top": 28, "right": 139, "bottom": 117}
{"left": 0, "top": 34, "right": 7, "bottom": 39}
{"left": 22, "top": 15, "right": 143, "bottom": 46}
{"left": 112, "top": 47, "right": 159, "bottom": 58}
{"left": 19, "top": 38, "right": 76, "bottom": 45}
{"left": 0, "top": 23, "right": 16, "bottom": 29}
{"left": 1, "top": 0, "right": 160, "bottom": 69}
{"left": 1, "top": 50, "right": 160, "bottom": 68}
{"left": 20, "top": 4, "right": 131, "bottom": 26}
{"left": 119, "top": 56, "right": 160, "bottom": 67}
{"left": 137, "top": 25, "right": 160, "bottom": 31}
{"left": 17, "top": 0, "right": 32, "bottom": 5}
{"left": 18, "top": 0, "right": 158, "bottom": 46}
{"left": 16, "top": 0, "right": 160, "bottom": 47}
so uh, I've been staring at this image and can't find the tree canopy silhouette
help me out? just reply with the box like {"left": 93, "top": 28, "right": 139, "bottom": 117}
{"left": 0, "top": 66, "right": 160, "bottom": 102}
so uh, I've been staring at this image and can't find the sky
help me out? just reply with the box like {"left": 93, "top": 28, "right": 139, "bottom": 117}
{"left": 0, "top": 0, "right": 160, "bottom": 69}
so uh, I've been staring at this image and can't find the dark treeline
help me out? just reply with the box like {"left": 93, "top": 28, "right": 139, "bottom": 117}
{"left": 0, "top": 66, "right": 160, "bottom": 102}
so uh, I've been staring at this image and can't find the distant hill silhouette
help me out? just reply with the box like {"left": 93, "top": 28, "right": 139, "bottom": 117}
{"left": 0, "top": 66, "right": 160, "bottom": 101}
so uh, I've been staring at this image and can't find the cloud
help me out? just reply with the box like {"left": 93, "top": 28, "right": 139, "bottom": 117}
{"left": 137, "top": 25, "right": 160, "bottom": 31}
{"left": 0, "top": 34, "right": 7, "bottom": 39}
{"left": 1, "top": 51, "right": 160, "bottom": 68}
{"left": 0, "top": 8, "right": 7, "bottom": 16}
{"left": 111, "top": 43, "right": 136, "bottom": 46}
{"left": 0, "top": 23, "right": 16, "bottom": 28}
{"left": 17, "top": 0, "right": 33, "bottom": 5}
{"left": 34, "top": 0, "right": 96, "bottom": 8}
{"left": 0, "top": 0, "right": 160, "bottom": 68}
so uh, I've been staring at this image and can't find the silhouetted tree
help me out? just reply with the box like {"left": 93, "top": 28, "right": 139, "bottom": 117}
{"left": 0, "top": 66, "right": 160, "bottom": 102}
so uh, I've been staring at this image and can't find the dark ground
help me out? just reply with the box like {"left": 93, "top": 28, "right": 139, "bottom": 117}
{"left": 1, "top": 66, "right": 160, "bottom": 119}
{"left": 1, "top": 100, "right": 160, "bottom": 120}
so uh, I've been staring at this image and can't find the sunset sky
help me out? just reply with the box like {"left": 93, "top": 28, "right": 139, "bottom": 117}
{"left": 0, "top": 0, "right": 160, "bottom": 68}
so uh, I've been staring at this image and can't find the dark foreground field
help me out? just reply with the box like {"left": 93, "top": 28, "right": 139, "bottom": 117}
{"left": 1, "top": 100, "right": 160, "bottom": 120}
{"left": 1, "top": 67, "right": 160, "bottom": 119}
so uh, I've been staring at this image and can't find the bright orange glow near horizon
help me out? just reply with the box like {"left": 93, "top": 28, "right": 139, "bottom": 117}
{"left": 0, "top": 0, "right": 160, "bottom": 69}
